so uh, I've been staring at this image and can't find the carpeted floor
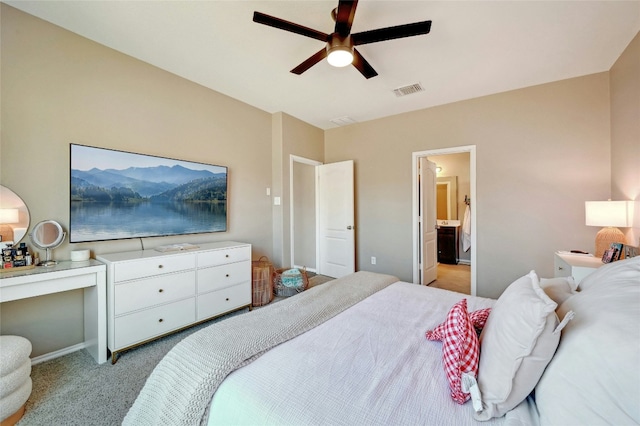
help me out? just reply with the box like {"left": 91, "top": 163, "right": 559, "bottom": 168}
{"left": 18, "top": 274, "right": 333, "bottom": 426}
{"left": 428, "top": 263, "right": 471, "bottom": 294}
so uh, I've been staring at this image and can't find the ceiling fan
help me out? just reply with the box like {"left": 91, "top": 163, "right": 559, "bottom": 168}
{"left": 253, "top": 0, "right": 432, "bottom": 79}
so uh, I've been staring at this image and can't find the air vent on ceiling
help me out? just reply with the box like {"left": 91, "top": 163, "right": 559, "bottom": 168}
{"left": 393, "top": 83, "right": 425, "bottom": 97}
{"left": 330, "top": 116, "right": 358, "bottom": 126}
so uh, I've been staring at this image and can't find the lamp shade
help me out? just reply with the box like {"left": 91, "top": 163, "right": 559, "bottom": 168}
{"left": 327, "top": 47, "right": 353, "bottom": 67}
{"left": 0, "top": 208, "right": 19, "bottom": 224}
{"left": 585, "top": 201, "right": 632, "bottom": 227}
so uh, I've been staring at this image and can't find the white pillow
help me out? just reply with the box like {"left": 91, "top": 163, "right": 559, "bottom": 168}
{"left": 474, "top": 271, "right": 560, "bottom": 421}
{"left": 539, "top": 276, "right": 577, "bottom": 306}
{"left": 578, "top": 254, "right": 639, "bottom": 291}
{"left": 535, "top": 256, "right": 640, "bottom": 425}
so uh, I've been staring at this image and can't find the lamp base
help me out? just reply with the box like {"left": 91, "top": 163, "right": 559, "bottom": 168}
{"left": 594, "top": 227, "right": 626, "bottom": 258}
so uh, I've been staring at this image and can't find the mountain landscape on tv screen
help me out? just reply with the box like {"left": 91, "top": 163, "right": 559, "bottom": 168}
{"left": 71, "top": 165, "right": 227, "bottom": 202}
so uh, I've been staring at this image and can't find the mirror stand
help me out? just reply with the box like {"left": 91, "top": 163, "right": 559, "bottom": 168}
{"left": 40, "top": 246, "right": 58, "bottom": 267}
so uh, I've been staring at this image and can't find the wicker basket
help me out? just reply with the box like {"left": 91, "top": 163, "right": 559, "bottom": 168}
{"left": 251, "top": 256, "right": 274, "bottom": 307}
{"left": 273, "top": 267, "right": 309, "bottom": 297}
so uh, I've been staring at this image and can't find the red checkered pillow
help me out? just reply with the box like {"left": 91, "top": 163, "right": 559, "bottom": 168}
{"left": 426, "top": 306, "right": 491, "bottom": 340}
{"left": 470, "top": 308, "right": 491, "bottom": 334}
{"left": 426, "top": 299, "right": 485, "bottom": 404}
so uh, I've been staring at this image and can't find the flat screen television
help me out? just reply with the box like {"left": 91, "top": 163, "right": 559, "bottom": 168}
{"left": 70, "top": 144, "right": 227, "bottom": 243}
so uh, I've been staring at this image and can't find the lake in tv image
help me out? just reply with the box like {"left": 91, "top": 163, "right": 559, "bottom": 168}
{"left": 70, "top": 144, "right": 227, "bottom": 243}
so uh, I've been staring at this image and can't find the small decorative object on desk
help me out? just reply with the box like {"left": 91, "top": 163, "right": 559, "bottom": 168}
{"left": 252, "top": 256, "right": 274, "bottom": 307}
{"left": 273, "top": 267, "right": 309, "bottom": 297}
{"left": 0, "top": 242, "right": 35, "bottom": 272}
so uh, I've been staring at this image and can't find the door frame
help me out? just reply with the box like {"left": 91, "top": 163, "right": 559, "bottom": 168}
{"left": 289, "top": 155, "right": 322, "bottom": 271}
{"left": 411, "top": 145, "right": 477, "bottom": 295}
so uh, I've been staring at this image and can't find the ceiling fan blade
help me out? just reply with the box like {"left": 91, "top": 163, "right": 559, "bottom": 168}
{"left": 334, "top": 0, "right": 358, "bottom": 37}
{"left": 291, "top": 48, "right": 328, "bottom": 75}
{"left": 253, "top": 11, "right": 328, "bottom": 42}
{"left": 352, "top": 48, "right": 378, "bottom": 79}
{"left": 352, "top": 20, "right": 432, "bottom": 45}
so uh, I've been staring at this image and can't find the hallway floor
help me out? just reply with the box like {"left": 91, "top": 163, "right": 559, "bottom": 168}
{"left": 428, "top": 263, "right": 471, "bottom": 294}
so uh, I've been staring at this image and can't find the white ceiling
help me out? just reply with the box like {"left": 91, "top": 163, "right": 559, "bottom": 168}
{"left": 5, "top": 1, "right": 640, "bottom": 129}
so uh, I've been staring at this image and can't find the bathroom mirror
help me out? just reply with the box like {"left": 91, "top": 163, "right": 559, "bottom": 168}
{"left": 0, "top": 185, "right": 30, "bottom": 244}
{"left": 30, "top": 220, "right": 66, "bottom": 266}
{"left": 436, "top": 176, "right": 458, "bottom": 220}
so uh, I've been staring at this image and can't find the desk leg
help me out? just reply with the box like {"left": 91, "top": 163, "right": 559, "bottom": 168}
{"left": 83, "top": 270, "right": 107, "bottom": 364}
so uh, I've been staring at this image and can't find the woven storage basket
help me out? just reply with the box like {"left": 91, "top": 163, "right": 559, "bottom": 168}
{"left": 273, "top": 267, "right": 309, "bottom": 297}
{"left": 251, "top": 256, "right": 274, "bottom": 307}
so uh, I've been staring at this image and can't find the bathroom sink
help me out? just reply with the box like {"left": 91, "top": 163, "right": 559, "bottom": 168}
{"left": 437, "top": 220, "right": 460, "bottom": 227}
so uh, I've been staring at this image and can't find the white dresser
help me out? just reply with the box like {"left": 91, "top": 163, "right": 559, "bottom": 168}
{"left": 97, "top": 241, "right": 251, "bottom": 363}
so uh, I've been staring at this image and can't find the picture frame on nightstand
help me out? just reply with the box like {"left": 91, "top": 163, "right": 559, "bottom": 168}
{"left": 610, "top": 242, "right": 624, "bottom": 260}
{"left": 602, "top": 248, "right": 616, "bottom": 264}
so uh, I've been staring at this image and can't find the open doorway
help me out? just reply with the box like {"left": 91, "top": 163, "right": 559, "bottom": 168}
{"left": 290, "top": 155, "right": 322, "bottom": 272}
{"left": 412, "top": 146, "right": 476, "bottom": 295}
{"left": 289, "top": 156, "right": 355, "bottom": 279}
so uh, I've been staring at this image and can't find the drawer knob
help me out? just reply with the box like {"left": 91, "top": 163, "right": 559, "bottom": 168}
{"left": 558, "top": 267, "right": 564, "bottom": 270}
{"left": 225, "top": 254, "right": 229, "bottom": 258}
{"left": 158, "top": 289, "right": 164, "bottom": 293}
{"left": 158, "top": 264, "right": 164, "bottom": 269}
{"left": 226, "top": 274, "right": 229, "bottom": 278}
{"left": 226, "top": 298, "right": 229, "bottom": 301}
{"left": 158, "top": 318, "right": 164, "bottom": 323}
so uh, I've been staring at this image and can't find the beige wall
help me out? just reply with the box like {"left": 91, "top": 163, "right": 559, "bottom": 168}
{"left": 293, "top": 161, "right": 318, "bottom": 269}
{"left": 1, "top": 5, "right": 273, "bottom": 356}
{"left": 610, "top": 31, "right": 640, "bottom": 247}
{"left": 325, "top": 73, "right": 611, "bottom": 298}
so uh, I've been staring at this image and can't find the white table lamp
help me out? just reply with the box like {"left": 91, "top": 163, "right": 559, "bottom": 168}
{"left": 585, "top": 200, "right": 632, "bottom": 257}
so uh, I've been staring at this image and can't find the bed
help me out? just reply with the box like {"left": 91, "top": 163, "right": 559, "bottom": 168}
{"left": 124, "top": 257, "right": 640, "bottom": 426}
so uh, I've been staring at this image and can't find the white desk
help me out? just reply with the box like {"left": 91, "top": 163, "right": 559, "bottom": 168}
{"left": 0, "top": 260, "right": 107, "bottom": 364}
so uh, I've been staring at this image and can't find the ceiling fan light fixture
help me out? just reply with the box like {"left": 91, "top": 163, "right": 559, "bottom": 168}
{"left": 327, "top": 45, "right": 353, "bottom": 67}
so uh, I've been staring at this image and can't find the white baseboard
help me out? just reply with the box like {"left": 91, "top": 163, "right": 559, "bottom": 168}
{"left": 31, "top": 342, "right": 86, "bottom": 365}
{"left": 293, "top": 265, "right": 317, "bottom": 273}
{"left": 458, "top": 259, "right": 471, "bottom": 265}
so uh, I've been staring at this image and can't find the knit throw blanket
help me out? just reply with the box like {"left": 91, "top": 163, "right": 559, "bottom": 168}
{"left": 123, "top": 271, "right": 398, "bottom": 426}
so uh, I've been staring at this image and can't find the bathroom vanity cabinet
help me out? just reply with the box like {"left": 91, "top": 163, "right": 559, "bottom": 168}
{"left": 437, "top": 226, "right": 459, "bottom": 265}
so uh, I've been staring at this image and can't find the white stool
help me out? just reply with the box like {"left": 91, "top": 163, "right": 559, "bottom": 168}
{"left": 0, "top": 336, "right": 32, "bottom": 426}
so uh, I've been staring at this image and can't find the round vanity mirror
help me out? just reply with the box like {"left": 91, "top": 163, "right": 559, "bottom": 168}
{"left": 30, "top": 220, "right": 66, "bottom": 266}
{"left": 0, "top": 185, "right": 31, "bottom": 245}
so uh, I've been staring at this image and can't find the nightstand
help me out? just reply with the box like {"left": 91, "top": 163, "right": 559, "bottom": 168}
{"left": 554, "top": 252, "right": 603, "bottom": 285}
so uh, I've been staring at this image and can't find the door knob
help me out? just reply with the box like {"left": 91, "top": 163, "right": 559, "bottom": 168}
{"left": 347, "top": 226, "right": 353, "bottom": 230}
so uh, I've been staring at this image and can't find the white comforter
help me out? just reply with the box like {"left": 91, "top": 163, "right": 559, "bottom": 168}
{"left": 208, "top": 282, "right": 537, "bottom": 426}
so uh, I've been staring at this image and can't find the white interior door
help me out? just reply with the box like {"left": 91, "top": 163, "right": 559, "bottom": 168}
{"left": 420, "top": 158, "right": 438, "bottom": 284}
{"left": 317, "top": 160, "right": 355, "bottom": 278}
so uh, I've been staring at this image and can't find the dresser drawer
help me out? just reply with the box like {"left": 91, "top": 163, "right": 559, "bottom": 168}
{"left": 114, "top": 271, "right": 196, "bottom": 315}
{"left": 197, "top": 260, "right": 250, "bottom": 293}
{"left": 197, "top": 283, "right": 250, "bottom": 321}
{"left": 113, "top": 253, "right": 196, "bottom": 282}
{"left": 197, "top": 245, "right": 251, "bottom": 268}
{"left": 114, "top": 297, "right": 195, "bottom": 349}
